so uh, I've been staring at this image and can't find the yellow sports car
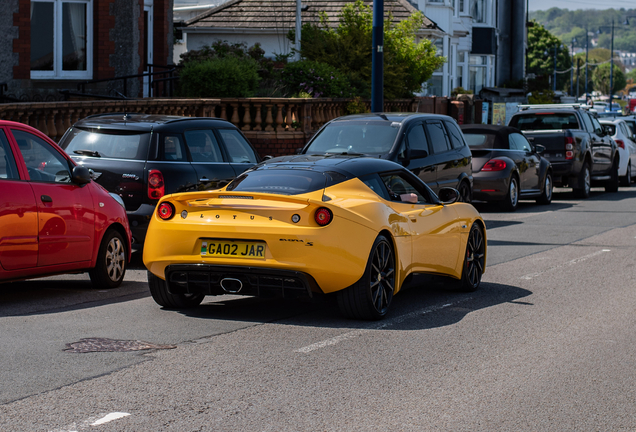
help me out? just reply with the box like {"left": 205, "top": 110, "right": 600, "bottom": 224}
{"left": 143, "top": 156, "right": 486, "bottom": 320}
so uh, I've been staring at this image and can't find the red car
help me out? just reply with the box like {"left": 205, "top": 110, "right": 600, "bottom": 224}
{"left": 0, "top": 120, "right": 131, "bottom": 288}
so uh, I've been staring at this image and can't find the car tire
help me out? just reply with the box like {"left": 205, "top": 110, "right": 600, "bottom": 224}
{"left": 620, "top": 163, "right": 631, "bottom": 187}
{"left": 605, "top": 158, "right": 620, "bottom": 192}
{"left": 457, "top": 180, "right": 472, "bottom": 203}
{"left": 454, "top": 223, "right": 486, "bottom": 292}
{"left": 500, "top": 175, "right": 519, "bottom": 212}
{"left": 147, "top": 271, "right": 205, "bottom": 309}
{"left": 337, "top": 235, "right": 395, "bottom": 320}
{"left": 573, "top": 163, "right": 591, "bottom": 198}
{"left": 88, "top": 229, "right": 127, "bottom": 289}
{"left": 536, "top": 172, "right": 553, "bottom": 205}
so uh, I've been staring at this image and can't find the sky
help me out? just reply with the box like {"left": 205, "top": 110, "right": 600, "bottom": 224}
{"left": 529, "top": 0, "right": 636, "bottom": 11}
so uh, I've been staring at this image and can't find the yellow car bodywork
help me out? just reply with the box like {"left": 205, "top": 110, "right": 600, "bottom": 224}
{"left": 143, "top": 177, "right": 486, "bottom": 296}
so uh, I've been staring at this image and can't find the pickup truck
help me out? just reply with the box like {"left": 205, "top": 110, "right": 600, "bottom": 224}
{"left": 508, "top": 105, "right": 619, "bottom": 198}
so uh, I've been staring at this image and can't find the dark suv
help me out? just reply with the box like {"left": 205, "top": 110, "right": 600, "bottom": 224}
{"left": 300, "top": 113, "right": 473, "bottom": 202}
{"left": 58, "top": 114, "right": 260, "bottom": 249}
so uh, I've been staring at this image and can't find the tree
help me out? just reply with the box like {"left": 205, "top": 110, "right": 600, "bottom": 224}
{"left": 527, "top": 21, "right": 572, "bottom": 92}
{"left": 592, "top": 63, "right": 626, "bottom": 95}
{"left": 293, "top": 0, "right": 445, "bottom": 99}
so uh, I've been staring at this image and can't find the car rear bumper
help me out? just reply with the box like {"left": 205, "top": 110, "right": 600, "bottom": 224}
{"left": 472, "top": 172, "right": 510, "bottom": 201}
{"left": 165, "top": 264, "right": 321, "bottom": 298}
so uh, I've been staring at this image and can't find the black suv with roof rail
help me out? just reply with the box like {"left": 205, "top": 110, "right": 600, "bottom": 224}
{"left": 58, "top": 113, "right": 260, "bottom": 249}
{"left": 299, "top": 113, "right": 473, "bottom": 202}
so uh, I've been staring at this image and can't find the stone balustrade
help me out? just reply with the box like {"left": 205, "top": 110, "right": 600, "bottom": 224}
{"left": 0, "top": 96, "right": 456, "bottom": 157}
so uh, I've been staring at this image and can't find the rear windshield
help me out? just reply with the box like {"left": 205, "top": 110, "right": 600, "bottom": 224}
{"left": 510, "top": 113, "right": 580, "bottom": 131}
{"left": 304, "top": 121, "right": 399, "bottom": 155}
{"left": 463, "top": 133, "right": 497, "bottom": 149}
{"left": 59, "top": 128, "right": 150, "bottom": 160}
{"left": 225, "top": 169, "right": 346, "bottom": 195}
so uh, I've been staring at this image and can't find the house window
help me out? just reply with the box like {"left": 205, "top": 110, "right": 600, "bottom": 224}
{"left": 31, "top": 0, "right": 93, "bottom": 79}
{"left": 469, "top": 55, "right": 488, "bottom": 94}
{"left": 471, "top": 0, "right": 487, "bottom": 24}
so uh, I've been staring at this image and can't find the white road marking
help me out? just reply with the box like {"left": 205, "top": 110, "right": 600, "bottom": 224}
{"left": 520, "top": 249, "right": 611, "bottom": 280}
{"left": 51, "top": 412, "right": 130, "bottom": 432}
{"left": 90, "top": 412, "right": 130, "bottom": 426}
{"left": 295, "top": 300, "right": 469, "bottom": 353}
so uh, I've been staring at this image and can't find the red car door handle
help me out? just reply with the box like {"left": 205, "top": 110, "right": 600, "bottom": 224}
{"left": 41, "top": 195, "right": 52, "bottom": 203}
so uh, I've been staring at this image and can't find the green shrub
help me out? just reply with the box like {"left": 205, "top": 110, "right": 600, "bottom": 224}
{"left": 281, "top": 60, "right": 353, "bottom": 98}
{"left": 177, "top": 56, "right": 260, "bottom": 98}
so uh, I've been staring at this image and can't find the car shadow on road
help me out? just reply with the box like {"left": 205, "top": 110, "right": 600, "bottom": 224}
{"left": 0, "top": 279, "right": 150, "bottom": 318}
{"left": 173, "top": 275, "right": 532, "bottom": 332}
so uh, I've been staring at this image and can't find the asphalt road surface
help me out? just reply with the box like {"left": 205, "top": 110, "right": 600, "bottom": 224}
{"left": 1, "top": 187, "right": 636, "bottom": 431}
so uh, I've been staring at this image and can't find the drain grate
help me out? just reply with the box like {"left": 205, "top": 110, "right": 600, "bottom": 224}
{"left": 64, "top": 337, "right": 176, "bottom": 353}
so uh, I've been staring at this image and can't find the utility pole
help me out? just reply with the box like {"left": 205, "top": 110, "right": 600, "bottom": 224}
{"left": 609, "top": 20, "right": 614, "bottom": 111}
{"left": 585, "top": 26, "right": 589, "bottom": 102}
{"left": 554, "top": 44, "right": 557, "bottom": 92}
{"left": 371, "top": 0, "right": 384, "bottom": 112}
{"left": 295, "top": 0, "right": 302, "bottom": 61}
{"left": 570, "top": 38, "right": 576, "bottom": 95}
{"left": 576, "top": 57, "right": 580, "bottom": 99}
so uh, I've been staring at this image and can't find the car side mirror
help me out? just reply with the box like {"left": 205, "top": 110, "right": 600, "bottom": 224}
{"left": 72, "top": 165, "right": 91, "bottom": 185}
{"left": 534, "top": 144, "right": 546, "bottom": 154}
{"left": 262, "top": 155, "right": 273, "bottom": 161}
{"left": 295, "top": 147, "right": 304, "bottom": 154}
{"left": 408, "top": 148, "right": 428, "bottom": 160}
{"left": 438, "top": 187, "right": 459, "bottom": 204}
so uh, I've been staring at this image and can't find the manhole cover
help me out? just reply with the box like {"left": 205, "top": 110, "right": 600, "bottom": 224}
{"left": 64, "top": 337, "right": 176, "bottom": 353}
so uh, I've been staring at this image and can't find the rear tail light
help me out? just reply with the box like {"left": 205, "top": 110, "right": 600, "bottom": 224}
{"left": 157, "top": 202, "right": 175, "bottom": 220}
{"left": 565, "top": 136, "right": 574, "bottom": 160}
{"left": 615, "top": 139, "right": 625, "bottom": 149}
{"left": 481, "top": 159, "right": 507, "bottom": 171}
{"left": 148, "top": 169, "right": 165, "bottom": 199}
{"left": 314, "top": 207, "right": 333, "bottom": 226}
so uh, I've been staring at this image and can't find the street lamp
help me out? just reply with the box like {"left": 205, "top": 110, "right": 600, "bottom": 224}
{"left": 571, "top": 38, "right": 576, "bottom": 96}
{"left": 597, "top": 21, "right": 615, "bottom": 111}
{"left": 585, "top": 26, "right": 589, "bottom": 103}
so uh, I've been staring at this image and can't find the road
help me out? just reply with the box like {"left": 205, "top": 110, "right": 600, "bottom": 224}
{"left": 1, "top": 187, "right": 636, "bottom": 431}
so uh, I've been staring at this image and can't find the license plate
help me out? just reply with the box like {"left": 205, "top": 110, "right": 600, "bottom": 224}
{"left": 200, "top": 240, "right": 266, "bottom": 259}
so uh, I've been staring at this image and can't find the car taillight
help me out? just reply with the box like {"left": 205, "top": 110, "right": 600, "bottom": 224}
{"left": 148, "top": 169, "right": 165, "bottom": 199}
{"left": 615, "top": 139, "right": 625, "bottom": 149}
{"left": 157, "top": 202, "right": 175, "bottom": 220}
{"left": 481, "top": 159, "right": 507, "bottom": 171}
{"left": 565, "top": 136, "right": 574, "bottom": 160}
{"left": 314, "top": 207, "right": 333, "bottom": 226}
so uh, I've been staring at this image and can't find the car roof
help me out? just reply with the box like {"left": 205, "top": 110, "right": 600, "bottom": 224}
{"left": 70, "top": 113, "right": 236, "bottom": 132}
{"left": 256, "top": 155, "right": 406, "bottom": 178}
{"left": 327, "top": 112, "right": 454, "bottom": 125}
{"left": 460, "top": 124, "right": 522, "bottom": 136}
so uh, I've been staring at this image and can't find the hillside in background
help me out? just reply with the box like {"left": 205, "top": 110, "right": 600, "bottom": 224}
{"left": 530, "top": 8, "right": 636, "bottom": 52}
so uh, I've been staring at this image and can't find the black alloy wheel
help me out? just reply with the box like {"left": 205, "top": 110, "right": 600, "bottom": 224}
{"left": 337, "top": 235, "right": 395, "bottom": 320}
{"left": 457, "top": 181, "right": 472, "bottom": 203}
{"left": 148, "top": 271, "right": 205, "bottom": 309}
{"left": 536, "top": 172, "right": 553, "bottom": 205}
{"left": 457, "top": 224, "right": 486, "bottom": 292}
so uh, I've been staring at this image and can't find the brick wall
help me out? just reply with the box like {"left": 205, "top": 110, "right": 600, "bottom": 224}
{"left": 12, "top": 0, "right": 30, "bottom": 79}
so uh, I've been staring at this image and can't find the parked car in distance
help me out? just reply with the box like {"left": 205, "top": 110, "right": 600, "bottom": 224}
{"left": 599, "top": 118, "right": 636, "bottom": 185}
{"left": 299, "top": 113, "right": 473, "bottom": 202}
{"left": 58, "top": 114, "right": 261, "bottom": 250}
{"left": 143, "top": 155, "right": 486, "bottom": 320}
{"left": 0, "top": 120, "right": 131, "bottom": 287}
{"left": 508, "top": 105, "right": 619, "bottom": 198}
{"left": 460, "top": 125, "right": 553, "bottom": 211}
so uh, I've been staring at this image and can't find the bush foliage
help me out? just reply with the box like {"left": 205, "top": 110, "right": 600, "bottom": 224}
{"left": 280, "top": 60, "right": 353, "bottom": 98}
{"left": 178, "top": 56, "right": 260, "bottom": 97}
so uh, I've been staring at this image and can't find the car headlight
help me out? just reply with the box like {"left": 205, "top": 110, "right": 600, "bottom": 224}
{"left": 109, "top": 193, "right": 126, "bottom": 209}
